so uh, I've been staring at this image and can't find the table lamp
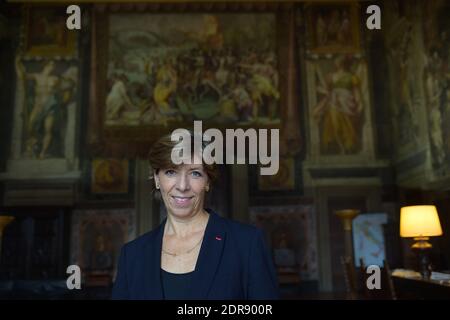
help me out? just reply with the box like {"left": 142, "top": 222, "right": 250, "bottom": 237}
{"left": 400, "top": 205, "right": 443, "bottom": 279}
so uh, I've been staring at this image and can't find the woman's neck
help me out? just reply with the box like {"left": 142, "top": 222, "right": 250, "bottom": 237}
{"left": 165, "top": 209, "right": 209, "bottom": 238}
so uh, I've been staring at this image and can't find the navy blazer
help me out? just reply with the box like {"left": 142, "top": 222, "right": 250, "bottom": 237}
{"left": 112, "top": 210, "right": 279, "bottom": 300}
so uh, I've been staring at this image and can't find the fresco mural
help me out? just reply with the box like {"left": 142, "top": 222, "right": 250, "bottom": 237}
{"left": 383, "top": 0, "right": 429, "bottom": 166}
{"left": 5, "top": 4, "right": 79, "bottom": 178}
{"left": 306, "top": 54, "right": 372, "bottom": 160}
{"left": 311, "top": 55, "right": 368, "bottom": 155}
{"left": 386, "top": 17, "right": 420, "bottom": 150}
{"left": 104, "top": 13, "right": 280, "bottom": 127}
{"left": 15, "top": 58, "right": 77, "bottom": 159}
{"left": 305, "top": 2, "right": 360, "bottom": 54}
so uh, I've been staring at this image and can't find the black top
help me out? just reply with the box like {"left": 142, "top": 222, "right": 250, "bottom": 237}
{"left": 161, "top": 269, "right": 194, "bottom": 300}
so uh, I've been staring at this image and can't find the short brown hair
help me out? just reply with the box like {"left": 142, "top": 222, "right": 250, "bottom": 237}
{"left": 147, "top": 132, "right": 219, "bottom": 190}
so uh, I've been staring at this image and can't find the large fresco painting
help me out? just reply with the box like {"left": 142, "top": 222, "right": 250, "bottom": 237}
{"left": 88, "top": 4, "right": 302, "bottom": 156}
{"left": 386, "top": 18, "right": 420, "bottom": 151}
{"left": 5, "top": 5, "right": 80, "bottom": 179}
{"left": 105, "top": 14, "right": 279, "bottom": 127}
{"left": 384, "top": 1, "right": 428, "bottom": 162}
{"left": 310, "top": 55, "right": 369, "bottom": 156}
{"left": 304, "top": 2, "right": 375, "bottom": 164}
{"left": 305, "top": 55, "right": 374, "bottom": 162}
{"left": 305, "top": 2, "right": 360, "bottom": 54}
{"left": 15, "top": 58, "right": 78, "bottom": 159}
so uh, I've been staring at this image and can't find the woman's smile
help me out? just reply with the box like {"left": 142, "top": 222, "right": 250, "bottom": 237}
{"left": 171, "top": 195, "right": 194, "bottom": 207}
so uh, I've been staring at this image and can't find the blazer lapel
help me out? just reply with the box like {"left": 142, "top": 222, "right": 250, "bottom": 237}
{"left": 190, "top": 212, "right": 226, "bottom": 299}
{"left": 143, "top": 220, "right": 165, "bottom": 299}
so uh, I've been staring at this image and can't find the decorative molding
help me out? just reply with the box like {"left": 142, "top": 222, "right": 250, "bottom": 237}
{"left": 2, "top": 178, "right": 79, "bottom": 206}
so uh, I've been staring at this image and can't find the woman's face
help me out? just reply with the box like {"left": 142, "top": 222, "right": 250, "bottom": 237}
{"left": 155, "top": 157, "right": 209, "bottom": 219}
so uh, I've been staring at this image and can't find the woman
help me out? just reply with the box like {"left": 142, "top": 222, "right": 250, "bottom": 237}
{"left": 112, "top": 133, "right": 279, "bottom": 300}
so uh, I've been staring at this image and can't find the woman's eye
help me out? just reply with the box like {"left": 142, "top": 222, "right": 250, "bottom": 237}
{"left": 191, "top": 171, "right": 202, "bottom": 178}
{"left": 165, "top": 169, "right": 176, "bottom": 176}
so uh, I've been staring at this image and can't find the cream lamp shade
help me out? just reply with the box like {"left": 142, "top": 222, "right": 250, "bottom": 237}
{"left": 400, "top": 205, "right": 443, "bottom": 238}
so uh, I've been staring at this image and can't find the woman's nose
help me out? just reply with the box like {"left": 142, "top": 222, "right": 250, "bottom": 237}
{"left": 175, "top": 174, "right": 190, "bottom": 191}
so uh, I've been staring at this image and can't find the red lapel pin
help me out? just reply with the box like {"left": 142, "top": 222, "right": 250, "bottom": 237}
{"left": 215, "top": 236, "right": 222, "bottom": 241}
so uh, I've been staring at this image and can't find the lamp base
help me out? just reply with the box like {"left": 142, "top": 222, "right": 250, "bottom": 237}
{"left": 411, "top": 237, "right": 432, "bottom": 279}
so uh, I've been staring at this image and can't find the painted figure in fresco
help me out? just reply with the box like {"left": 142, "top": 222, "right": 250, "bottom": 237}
{"left": 40, "top": 66, "right": 77, "bottom": 158}
{"left": 239, "top": 55, "right": 280, "bottom": 121}
{"left": 231, "top": 81, "right": 253, "bottom": 122}
{"left": 316, "top": 13, "right": 327, "bottom": 46}
{"left": 89, "top": 233, "right": 114, "bottom": 271}
{"left": 386, "top": 19, "right": 419, "bottom": 146}
{"left": 181, "top": 14, "right": 224, "bottom": 52}
{"left": 424, "top": 50, "right": 446, "bottom": 167}
{"left": 217, "top": 88, "right": 238, "bottom": 122}
{"left": 338, "top": 9, "right": 351, "bottom": 45}
{"left": 153, "top": 58, "right": 179, "bottom": 125}
{"left": 106, "top": 73, "right": 136, "bottom": 120}
{"left": 200, "top": 15, "right": 224, "bottom": 51}
{"left": 215, "top": 57, "right": 230, "bottom": 91}
{"left": 313, "top": 55, "right": 364, "bottom": 154}
{"left": 326, "top": 9, "right": 341, "bottom": 45}
{"left": 314, "top": 8, "right": 352, "bottom": 49}
{"left": 397, "top": 25, "right": 416, "bottom": 135}
{"left": 431, "top": 26, "right": 449, "bottom": 161}
{"left": 15, "top": 57, "right": 76, "bottom": 159}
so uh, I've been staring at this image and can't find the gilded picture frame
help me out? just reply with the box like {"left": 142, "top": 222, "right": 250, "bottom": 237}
{"left": 249, "top": 156, "right": 302, "bottom": 197}
{"left": 91, "top": 159, "right": 130, "bottom": 194}
{"left": 83, "top": 158, "right": 135, "bottom": 201}
{"left": 22, "top": 5, "right": 77, "bottom": 58}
